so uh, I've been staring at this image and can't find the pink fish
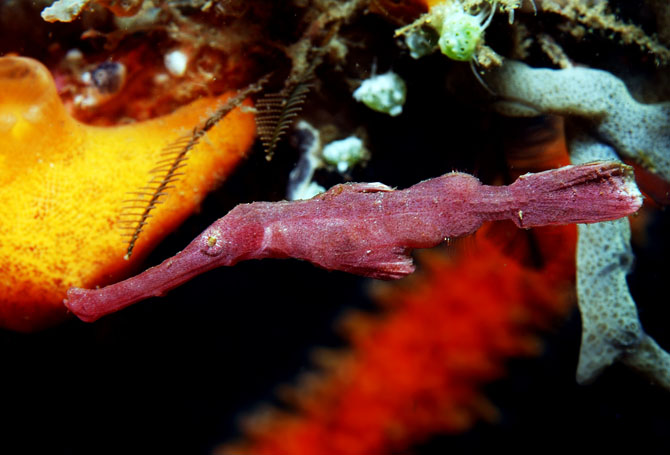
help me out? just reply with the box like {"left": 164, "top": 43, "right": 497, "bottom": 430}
{"left": 65, "top": 161, "right": 641, "bottom": 322}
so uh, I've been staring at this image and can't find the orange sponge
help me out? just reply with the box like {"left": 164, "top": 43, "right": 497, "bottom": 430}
{"left": 0, "top": 56, "right": 256, "bottom": 332}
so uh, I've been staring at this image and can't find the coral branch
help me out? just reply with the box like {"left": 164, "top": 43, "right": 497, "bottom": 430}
{"left": 65, "top": 162, "right": 641, "bottom": 322}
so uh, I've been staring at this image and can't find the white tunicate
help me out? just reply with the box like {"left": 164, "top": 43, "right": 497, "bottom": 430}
{"left": 322, "top": 136, "right": 366, "bottom": 173}
{"left": 353, "top": 71, "right": 406, "bottom": 117}
{"left": 164, "top": 50, "right": 188, "bottom": 77}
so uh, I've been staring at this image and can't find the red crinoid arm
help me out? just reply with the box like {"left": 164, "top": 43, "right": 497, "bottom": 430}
{"left": 64, "top": 161, "right": 641, "bottom": 322}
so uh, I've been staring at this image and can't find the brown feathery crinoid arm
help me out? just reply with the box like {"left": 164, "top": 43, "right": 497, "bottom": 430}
{"left": 65, "top": 161, "right": 641, "bottom": 322}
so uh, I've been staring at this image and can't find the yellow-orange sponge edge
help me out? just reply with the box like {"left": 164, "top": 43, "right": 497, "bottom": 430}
{"left": 0, "top": 56, "right": 256, "bottom": 332}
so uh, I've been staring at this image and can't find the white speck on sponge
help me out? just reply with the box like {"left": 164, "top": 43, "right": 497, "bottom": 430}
{"left": 353, "top": 71, "right": 406, "bottom": 117}
{"left": 164, "top": 50, "right": 188, "bottom": 77}
{"left": 322, "top": 136, "right": 366, "bottom": 173}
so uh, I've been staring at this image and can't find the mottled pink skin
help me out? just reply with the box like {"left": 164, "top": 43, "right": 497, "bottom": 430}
{"left": 65, "top": 161, "right": 641, "bottom": 322}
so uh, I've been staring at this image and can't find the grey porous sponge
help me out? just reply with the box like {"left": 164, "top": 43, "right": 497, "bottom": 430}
{"left": 571, "top": 136, "right": 670, "bottom": 389}
{"left": 487, "top": 59, "right": 670, "bottom": 389}
{"left": 488, "top": 60, "right": 670, "bottom": 184}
